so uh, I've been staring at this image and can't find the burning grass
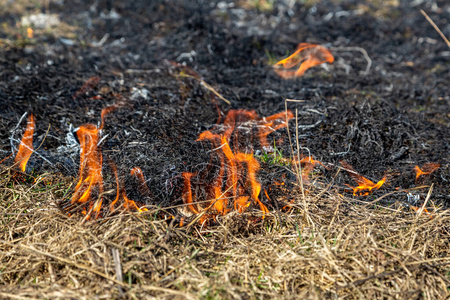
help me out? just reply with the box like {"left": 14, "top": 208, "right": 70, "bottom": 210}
{"left": 273, "top": 43, "right": 334, "bottom": 79}
{"left": 1, "top": 167, "right": 449, "bottom": 299}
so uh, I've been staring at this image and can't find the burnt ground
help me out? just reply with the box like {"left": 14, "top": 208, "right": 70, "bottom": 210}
{"left": 0, "top": 0, "right": 449, "bottom": 212}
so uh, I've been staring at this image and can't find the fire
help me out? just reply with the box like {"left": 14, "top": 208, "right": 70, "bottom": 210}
{"left": 27, "top": 27, "right": 33, "bottom": 39}
{"left": 295, "top": 155, "right": 325, "bottom": 183}
{"left": 69, "top": 100, "right": 148, "bottom": 217}
{"left": 274, "top": 43, "right": 334, "bottom": 79}
{"left": 71, "top": 124, "right": 104, "bottom": 217}
{"left": 123, "top": 192, "right": 148, "bottom": 213}
{"left": 14, "top": 114, "right": 35, "bottom": 172}
{"left": 73, "top": 76, "right": 100, "bottom": 100}
{"left": 414, "top": 163, "right": 440, "bottom": 182}
{"left": 221, "top": 109, "right": 294, "bottom": 152}
{"left": 182, "top": 110, "right": 292, "bottom": 223}
{"left": 258, "top": 111, "right": 294, "bottom": 151}
{"left": 341, "top": 161, "right": 386, "bottom": 196}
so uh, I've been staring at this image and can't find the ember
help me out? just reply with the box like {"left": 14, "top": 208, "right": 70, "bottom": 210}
{"left": 181, "top": 109, "right": 293, "bottom": 223}
{"left": 14, "top": 114, "right": 35, "bottom": 173}
{"left": 273, "top": 43, "right": 334, "bottom": 79}
{"left": 341, "top": 161, "right": 386, "bottom": 196}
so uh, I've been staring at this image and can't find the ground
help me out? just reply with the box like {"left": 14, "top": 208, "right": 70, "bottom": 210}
{"left": 0, "top": 0, "right": 449, "bottom": 299}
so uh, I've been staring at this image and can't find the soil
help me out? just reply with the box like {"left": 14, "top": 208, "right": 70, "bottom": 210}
{"left": 0, "top": 0, "right": 449, "bottom": 214}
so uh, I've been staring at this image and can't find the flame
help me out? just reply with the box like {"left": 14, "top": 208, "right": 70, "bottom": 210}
{"left": 274, "top": 43, "right": 334, "bottom": 79}
{"left": 410, "top": 206, "right": 432, "bottom": 218}
{"left": 182, "top": 110, "right": 291, "bottom": 223}
{"left": 14, "top": 114, "right": 35, "bottom": 172}
{"left": 109, "top": 164, "right": 120, "bottom": 212}
{"left": 221, "top": 109, "right": 293, "bottom": 152}
{"left": 73, "top": 76, "right": 100, "bottom": 100}
{"left": 109, "top": 165, "right": 148, "bottom": 213}
{"left": 130, "top": 167, "right": 152, "bottom": 197}
{"left": 235, "top": 152, "right": 269, "bottom": 215}
{"left": 341, "top": 161, "right": 386, "bottom": 196}
{"left": 70, "top": 103, "right": 147, "bottom": 217}
{"left": 296, "top": 156, "right": 325, "bottom": 183}
{"left": 71, "top": 124, "right": 104, "bottom": 217}
{"left": 258, "top": 111, "right": 294, "bottom": 151}
{"left": 181, "top": 172, "right": 199, "bottom": 214}
{"left": 414, "top": 163, "right": 440, "bottom": 182}
{"left": 123, "top": 192, "right": 148, "bottom": 212}
{"left": 27, "top": 27, "right": 33, "bottom": 39}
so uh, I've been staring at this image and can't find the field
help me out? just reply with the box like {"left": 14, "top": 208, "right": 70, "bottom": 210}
{"left": 0, "top": 0, "right": 449, "bottom": 298}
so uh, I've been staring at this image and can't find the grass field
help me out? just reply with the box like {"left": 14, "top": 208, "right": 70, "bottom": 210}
{"left": 1, "top": 168, "right": 449, "bottom": 299}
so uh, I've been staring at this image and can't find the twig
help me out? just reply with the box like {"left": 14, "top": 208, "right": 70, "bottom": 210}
{"left": 331, "top": 46, "right": 372, "bottom": 75}
{"left": 179, "top": 73, "right": 231, "bottom": 105}
{"left": 10, "top": 112, "right": 28, "bottom": 156}
{"left": 111, "top": 248, "right": 125, "bottom": 295}
{"left": 421, "top": 9, "right": 450, "bottom": 48}
{"left": 417, "top": 183, "right": 433, "bottom": 218}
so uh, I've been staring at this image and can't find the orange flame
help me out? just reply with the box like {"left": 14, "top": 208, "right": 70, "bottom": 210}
{"left": 109, "top": 166, "right": 148, "bottom": 213}
{"left": 414, "top": 163, "right": 440, "bottom": 182}
{"left": 295, "top": 155, "right": 325, "bottom": 183}
{"left": 27, "top": 27, "right": 33, "bottom": 39}
{"left": 130, "top": 167, "right": 152, "bottom": 198}
{"left": 123, "top": 192, "right": 148, "bottom": 213}
{"left": 14, "top": 114, "right": 35, "bottom": 172}
{"left": 182, "top": 110, "right": 291, "bottom": 223}
{"left": 410, "top": 206, "right": 432, "bottom": 218}
{"left": 258, "top": 111, "right": 294, "bottom": 151}
{"left": 181, "top": 172, "right": 199, "bottom": 214}
{"left": 221, "top": 109, "right": 293, "bottom": 152}
{"left": 341, "top": 161, "right": 386, "bottom": 196}
{"left": 73, "top": 76, "right": 100, "bottom": 100}
{"left": 109, "top": 163, "right": 121, "bottom": 212}
{"left": 70, "top": 103, "right": 147, "bottom": 217}
{"left": 196, "top": 132, "right": 232, "bottom": 215}
{"left": 71, "top": 124, "right": 104, "bottom": 217}
{"left": 274, "top": 43, "right": 334, "bottom": 79}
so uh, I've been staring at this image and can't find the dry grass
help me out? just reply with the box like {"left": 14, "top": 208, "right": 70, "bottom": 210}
{"left": 1, "top": 167, "right": 449, "bottom": 299}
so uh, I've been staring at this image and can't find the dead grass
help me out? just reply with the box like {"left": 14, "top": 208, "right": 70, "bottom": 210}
{"left": 1, "top": 167, "right": 449, "bottom": 299}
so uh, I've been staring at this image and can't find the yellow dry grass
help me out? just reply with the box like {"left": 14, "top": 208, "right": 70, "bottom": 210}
{"left": 1, "top": 166, "right": 449, "bottom": 299}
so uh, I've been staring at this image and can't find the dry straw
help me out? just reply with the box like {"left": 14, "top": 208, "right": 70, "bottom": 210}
{"left": 1, "top": 158, "right": 449, "bottom": 299}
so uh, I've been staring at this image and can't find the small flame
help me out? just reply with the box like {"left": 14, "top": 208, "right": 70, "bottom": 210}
{"left": 27, "top": 27, "right": 33, "bottom": 39}
{"left": 414, "top": 163, "right": 440, "bottom": 182}
{"left": 123, "top": 192, "right": 148, "bottom": 213}
{"left": 70, "top": 103, "right": 147, "bottom": 217}
{"left": 410, "top": 206, "right": 432, "bottom": 218}
{"left": 181, "top": 172, "right": 199, "bottom": 215}
{"left": 109, "top": 163, "right": 121, "bottom": 212}
{"left": 221, "top": 109, "right": 293, "bottom": 152}
{"left": 258, "top": 111, "right": 294, "bottom": 151}
{"left": 182, "top": 110, "right": 291, "bottom": 223}
{"left": 71, "top": 124, "right": 104, "bottom": 217}
{"left": 274, "top": 43, "right": 334, "bottom": 79}
{"left": 109, "top": 165, "right": 148, "bottom": 213}
{"left": 73, "top": 76, "right": 100, "bottom": 100}
{"left": 295, "top": 155, "right": 325, "bottom": 183}
{"left": 14, "top": 114, "right": 35, "bottom": 172}
{"left": 235, "top": 152, "right": 268, "bottom": 215}
{"left": 341, "top": 161, "right": 386, "bottom": 196}
{"left": 130, "top": 167, "right": 152, "bottom": 198}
